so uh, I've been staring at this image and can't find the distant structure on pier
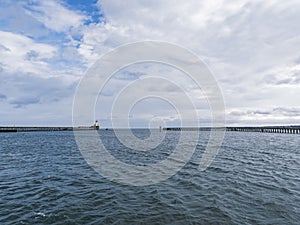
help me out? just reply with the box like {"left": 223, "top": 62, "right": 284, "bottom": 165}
{"left": 94, "top": 120, "right": 100, "bottom": 130}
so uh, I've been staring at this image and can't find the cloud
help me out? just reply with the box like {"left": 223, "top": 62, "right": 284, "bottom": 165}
{"left": 262, "top": 65, "right": 300, "bottom": 86}
{"left": 0, "top": 31, "right": 56, "bottom": 74}
{"left": 0, "top": 0, "right": 89, "bottom": 125}
{"left": 0, "top": 1, "right": 50, "bottom": 38}
{"left": 9, "top": 96, "right": 40, "bottom": 108}
{"left": 1, "top": 0, "right": 300, "bottom": 126}
{"left": 0, "top": 94, "right": 7, "bottom": 100}
{"left": 114, "top": 71, "right": 146, "bottom": 80}
{"left": 79, "top": 1, "right": 248, "bottom": 61}
{"left": 23, "top": 0, "right": 87, "bottom": 33}
{"left": 273, "top": 107, "right": 300, "bottom": 116}
{"left": 80, "top": 0, "right": 300, "bottom": 110}
{"left": 0, "top": 72, "right": 78, "bottom": 103}
{"left": 97, "top": 0, "right": 245, "bottom": 33}
{"left": 228, "top": 107, "right": 300, "bottom": 122}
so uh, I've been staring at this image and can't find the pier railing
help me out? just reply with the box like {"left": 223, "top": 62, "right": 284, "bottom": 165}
{"left": 226, "top": 126, "right": 300, "bottom": 134}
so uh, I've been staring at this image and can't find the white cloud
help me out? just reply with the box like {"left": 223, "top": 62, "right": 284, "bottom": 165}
{"left": 77, "top": 0, "right": 300, "bottom": 73}
{"left": 227, "top": 107, "right": 300, "bottom": 126}
{"left": 262, "top": 64, "right": 300, "bottom": 86}
{"left": 77, "top": 0, "right": 300, "bottom": 126}
{"left": 24, "top": 0, "right": 87, "bottom": 33}
{"left": 0, "top": 1, "right": 88, "bottom": 126}
{"left": 0, "top": 31, "right": 56, "bottom": 74}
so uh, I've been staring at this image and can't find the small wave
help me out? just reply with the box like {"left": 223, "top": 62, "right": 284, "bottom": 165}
{"left": 34, "top": 212, "right": 46, "bottom": 218}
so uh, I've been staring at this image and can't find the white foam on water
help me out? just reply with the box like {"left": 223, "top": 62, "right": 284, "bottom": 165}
{"left": 34, "top": 212, "right": 46, "bottom": 217}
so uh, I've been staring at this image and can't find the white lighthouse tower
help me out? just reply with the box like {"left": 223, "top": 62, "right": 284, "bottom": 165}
{"left": 95, "top": 120, "right": 99, "bottom": 130}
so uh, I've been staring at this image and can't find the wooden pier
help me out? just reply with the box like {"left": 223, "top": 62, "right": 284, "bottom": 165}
{"left": 226, "top": 126, "right": 300, "bottom": 134}
{"left": 163, "top": 126, "right": 300, "bottom": 134}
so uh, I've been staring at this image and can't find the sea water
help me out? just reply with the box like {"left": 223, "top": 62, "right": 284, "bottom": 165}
{"left": 0, "top": 130, "right": 299, "bottom": 224}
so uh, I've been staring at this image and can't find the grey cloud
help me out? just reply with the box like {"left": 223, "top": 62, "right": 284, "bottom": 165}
{"left": 276, "top": 72, "right": 300, "bottom": 85}
{"left": 147, "top": 83, "right": 180, "bottom": 93}
{"left": 0, "top": 72, "right": 78, "bottom": 105}
{"left": 229, "top": 107, "right": 300, "bottom": 118}
{"left": 25, "top": 50, "right": 40, "bottom": 61}
{"left": 99, "top": 90, "right": 114, "bottom": 97}
{"left": 261, "top": 74, "right": 276, "bottom": 84}
{"left": 229, "top": 110, "right": 271, "bottom": 116}
{"left": 263, "top": 70, "right": 300, "bottom": 85}
{"left": 295, "top": 57, "right": 300, "bottom": 64}
{"left": 0, "top": 44, "right": 10, "bottom": 52}
{"left": 228, "top": 111, "right": 246, "bottom": 116}
{"left": 273, "top": 107, "right": 300, "bottom": 116}
{"left": 114, "top": 71, "right": 146, "bottom": 80}
{"left": 249, "top": 110, "right": 272, "bottom": 115}
{"left": 9, "top": 96, "right": 40, "bottom": 108}
{"left": 276, "top": 78, "right": 293, "bottom": 85}
{"left": 0, "top": 93, "right": 7, "bottom": 100}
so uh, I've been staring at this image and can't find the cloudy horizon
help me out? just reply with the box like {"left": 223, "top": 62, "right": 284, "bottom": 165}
{"left": 1, "top": 0, "right": 300, "bottom": 127}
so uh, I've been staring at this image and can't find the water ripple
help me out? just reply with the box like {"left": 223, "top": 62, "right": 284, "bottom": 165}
{"left": 0, "top": 131, "right": 300, "bottom": 224}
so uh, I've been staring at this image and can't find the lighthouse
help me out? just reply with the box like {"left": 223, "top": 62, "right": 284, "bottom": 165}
{"left": 95, "top": 120, "right": 99, "bottom": 130}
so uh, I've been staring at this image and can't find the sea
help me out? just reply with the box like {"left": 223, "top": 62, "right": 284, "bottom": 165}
{"left": 0, "top": 130, "right": 299, "bottom": 224}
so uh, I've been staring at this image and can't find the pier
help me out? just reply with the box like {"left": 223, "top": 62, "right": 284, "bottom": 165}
{"left": 163, "top": 126, "right": 300, "bottom": 134}
{"left": 0, "top": 126, "right": 98, "bottom": 132}
{"left": 226, "top": 126, "right": 300, "bottom": 134}
{"left": 0, "top": 121, "right": 100, "bottom": 133}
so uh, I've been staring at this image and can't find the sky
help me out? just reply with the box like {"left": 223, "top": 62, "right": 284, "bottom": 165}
{"left": 0, "top": 0, "right": 300, "bottom": 127}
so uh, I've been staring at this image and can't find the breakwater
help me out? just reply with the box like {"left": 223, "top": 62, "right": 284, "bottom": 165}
{"left": 0, "top": 126, "right": 97, "bottom": 133}
{"left": 163, "top": 126, "right": 300, "bottom": 134}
